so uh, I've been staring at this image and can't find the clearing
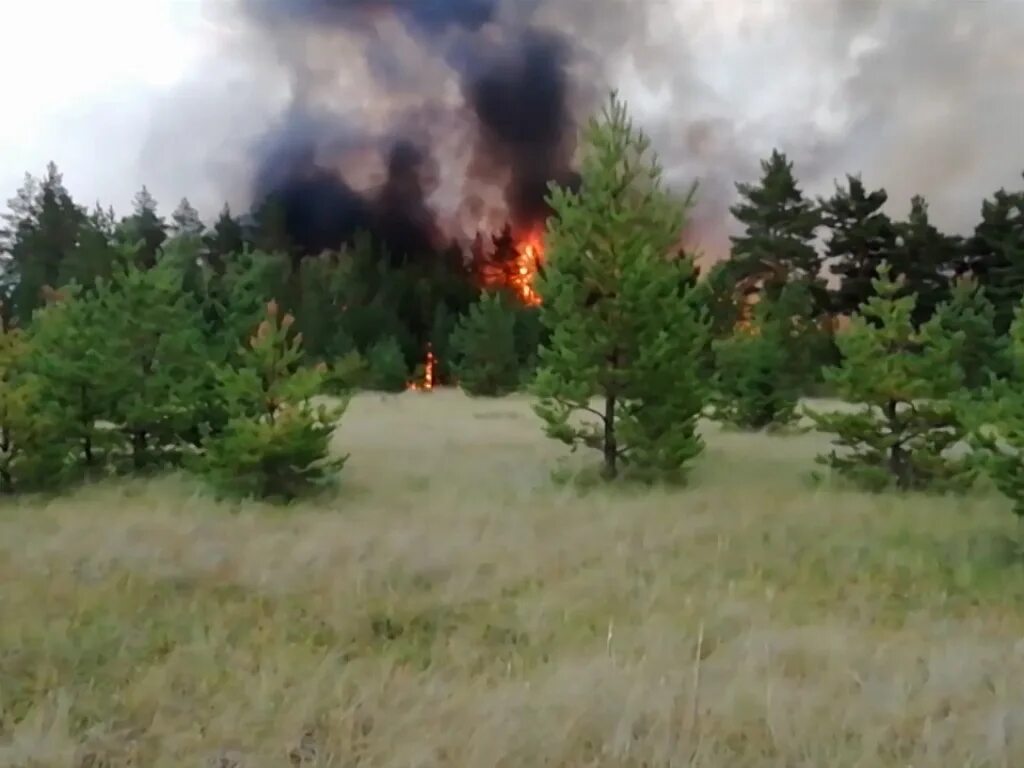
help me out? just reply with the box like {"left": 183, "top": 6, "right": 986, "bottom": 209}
{"left": 2, "top": 391, "right": 1024, "bottom": 767}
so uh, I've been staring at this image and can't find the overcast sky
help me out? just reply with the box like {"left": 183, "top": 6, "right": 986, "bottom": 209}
{"left": 2, "top": 0, "right": 1022, "bottom": 255}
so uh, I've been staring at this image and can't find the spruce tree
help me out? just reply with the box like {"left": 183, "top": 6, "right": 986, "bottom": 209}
{"left": 729, "top": 149, "right": 824, "bottom": 310}
{"left": 533, "top": 92, "right": 710, "bottom": 482}
{"left": 711, "top": 297, "right": 800, "bottom": 430}
{"left": 450, "top": 291, "right": 521, "bottom": 396}
{"left": 98, "top": 246, "right": 210, "bottom": 469}
{"left": 807, "top": 265, "right": 973, "bottom": 492}
{"left": 821, "top": 175, "right": 898, "bottom": 317}
{"left": 198, "top": 301, "right": 346, "bottom": 501}
{"left": 933, "top": 276, "right": 1006, "bottom": 390}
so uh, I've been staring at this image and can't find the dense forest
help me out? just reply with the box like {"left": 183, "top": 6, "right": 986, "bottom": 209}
{"left": 2, "top": 109, "right": 1024, "bottom": 501}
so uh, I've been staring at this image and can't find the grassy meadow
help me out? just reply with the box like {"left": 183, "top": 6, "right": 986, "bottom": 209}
{"left": 3, "top": 391, "right": 1024, "bottom": 767}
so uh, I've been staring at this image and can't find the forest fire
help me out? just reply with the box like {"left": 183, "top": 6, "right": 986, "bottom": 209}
{"left": 407, "top": 230, "right": 546, "bottom": 391}
{"left": 476, "top": 229, "right": 546, "bottom": 307}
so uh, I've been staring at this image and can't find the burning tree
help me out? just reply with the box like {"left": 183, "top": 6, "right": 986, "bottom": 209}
{"left": 533, "top": 92, "right": 710, "bottom": 482}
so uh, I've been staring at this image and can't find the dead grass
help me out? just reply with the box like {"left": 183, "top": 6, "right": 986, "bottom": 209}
{"left": 3, "top": 390, "right": 1024, "bottom": 767}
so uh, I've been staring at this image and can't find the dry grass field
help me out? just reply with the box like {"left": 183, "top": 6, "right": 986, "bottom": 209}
{"left": 3, "top": 391, "right": 1024, "bottom": 767}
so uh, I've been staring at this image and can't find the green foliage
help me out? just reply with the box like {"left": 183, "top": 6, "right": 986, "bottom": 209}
{"left": 711, "top": 313, "right": 799, "bottom": 431}
{"left": 821, "top": 175, "right": 897, "bottom": 317}
{"left": 197, "top": 301, "right": 346, "bottom": 501}
{"left": 729, "top": 149, "right": 824, "bottom": 311}
{"left": 969, "top": 179, "right": 1024, "bottom": 334}
{"left": 933, "top": 276, "right": 1006, "bottom": 390}
{"left": 97, "top": 247, "right": 210, "bottom": 469}
{"left": 968, "top": 300, "right": 1024, "bottom": 517}
{"left": 324, "top": 350, "right": 368, "bottom": 394}
{"left": 364, "top": 336, "right": 409, "bottom": 392}
{"left": 450, "top": 292, "right": 521, "bottom": 396}
{"left": 806, "top": 266, "right": 973, "bottom": 493}
{"left": 28, "top": 284, "right": 120, "bottom": 473}
{"left": 117, "top": 186, "right": 167, "bottom": 268}
{"left": 0, "top": 322, "right": 66, "bottom": 492}
{"left": 890, "top": 195, "right": 961, "bottom": 326}
{"left": 533, "top": 92, "right": 710, "bottom": 482}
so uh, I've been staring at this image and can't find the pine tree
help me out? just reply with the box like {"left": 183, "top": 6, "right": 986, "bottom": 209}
{"left": 711, "top": 298, "right": 800, "bottom": 430}
{"left": 729, "top": 149, "right": 824, "bottom": 309}
{"left": 821, "top": 175, "right": 898, "bottom": 317}
{"left": 806, "top": 265, "right": 973, "bottom": 492}
{"left": 119, "top": 186, "right": 167, "bottom": 268}
{"left": 890, "top": 195, "right": 961, "bottom": 326}
{"left": 203, "top": 204, "right": 245, "bottom": 272}
{"left": 933, "top": 276, "right": 1006, "bottom": 390}
{"left": 364, "top": 336, "right": 408, "bottom": 392}
{"left": 533, "top": 92, "right": 710, "bottom": 482}
{"left": 98, "top": 246, "right": 210, "bottom": 469}
{"left": 170, "top": 197, "right": 204, "bottom": 239}
{"left": 967, "top": 181, "right": 1024, "bottom": 334}
{"left": 197, "top": 301, "right": 346, "bottom": 501}
{"left": 28, "top": 284, "right": 120, "bottom": 472}
{"left": 1, "top": 164, "right": 88, "bottom": 322}
{"left": 450, "top": 291, "right": 521, "bottom": 396}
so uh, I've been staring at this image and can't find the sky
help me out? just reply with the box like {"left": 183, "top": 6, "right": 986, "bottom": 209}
{"left": 0, "top": 0, "right": 208, "bottom": 211}
{"left": 2, "top": 0, "right": 1022, "bottom": 257}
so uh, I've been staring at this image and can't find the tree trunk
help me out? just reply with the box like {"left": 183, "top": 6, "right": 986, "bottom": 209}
{"left": 602, "top": 393, "right": 618, "bottom": 480}
{"left": 0, "top": 425, "right": 12, "bottom": 494}
{"left": 132, "top": 430, "right": 147, "bottom": 470}
{"left": 885, "top": 398, "right": 910, "bottom": 490}
{"left": 81, "top": 385, "right": 94, "bottom": 467}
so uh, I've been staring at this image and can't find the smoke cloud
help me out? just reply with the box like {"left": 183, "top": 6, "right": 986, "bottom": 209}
{"left": 136, "top": 0, "right": 1024, "bottom": 262}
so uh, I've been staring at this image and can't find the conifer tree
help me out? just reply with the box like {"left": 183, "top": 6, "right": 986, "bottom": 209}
{"left": 450, "top": 291, "right": 521, "bottom": 396}
{"left": 821, "top": 175, "right": 898, "bottom": 317}
{"left": 890, "top": 195, "right": 961, "bottom": 326}
{"left": 807, "top": 265, "right": 973, "bottom": 492}
{"left": 198, "top": 301, "right": 346, "bottom": 501}
{"left": 28, "top": 284, "right": 119, "bottom": 472}
{"left": 364, "top": 336, "right": 409, "bottom": 392}
{"left": 170, "top": 197, "right": 204, "bottom": 239}
{"left": 968, "top": 181, "right": 1024, "bottom": 334}
{"left": 98, "top": 246, "right": 210, "bottom": 469}
{"left": 729, "top": 149, "right": 824, "bottom": 311}
{"left": 2, "top": 164, "right": 88, "bottom": 322}
{"left": 119, "top": 186, "right": 167, "bottom": 268}
{"left": 933, "top": 276, "right": 1006, "bottom": 390}
{"left": 203, "top": 204, "right": 245, "bottom": 272}
{"left": 533, "top": 92, "right": 710, "bottom": 481}
{"left": 711, "top": 297, "right": 800, "bottom": 430}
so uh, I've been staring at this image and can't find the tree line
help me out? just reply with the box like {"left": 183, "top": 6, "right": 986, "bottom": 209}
{"left": 2, "top": 92, "right": 1024, "bottom": 512}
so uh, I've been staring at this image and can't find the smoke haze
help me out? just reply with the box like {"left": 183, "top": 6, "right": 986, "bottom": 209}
{"left": 7, "top": 0, "right": 1022, "bottom": 263}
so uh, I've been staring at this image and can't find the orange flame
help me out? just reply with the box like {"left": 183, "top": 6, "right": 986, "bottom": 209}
{"left": 477, "top": 230, "right": 545, "bottom": 307}
{"left": 407, "top": 343, "right": 436, "bottom": 392}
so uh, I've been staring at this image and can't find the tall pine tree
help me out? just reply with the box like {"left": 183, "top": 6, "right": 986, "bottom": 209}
{"left": 967, "top": 180, "right": 1024, "bottom": 334}
{"left": 890, "top": 195, "right": 961, "bottom": 326}
{"left": 821, "top": 175, "right": 897, "bottom": 317}
{"left": 119, "top": 186, "right": 167, "bottom": 268}
{"left": 729, "top": 149, "right": 824, "bottom": 311}
{"left": 534, "top": 92, "right": 710, "bottom": 482}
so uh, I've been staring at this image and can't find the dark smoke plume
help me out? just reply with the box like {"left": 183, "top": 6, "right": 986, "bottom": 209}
{"left": 239, "top": 0, "right": 580, "bottom": 258}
